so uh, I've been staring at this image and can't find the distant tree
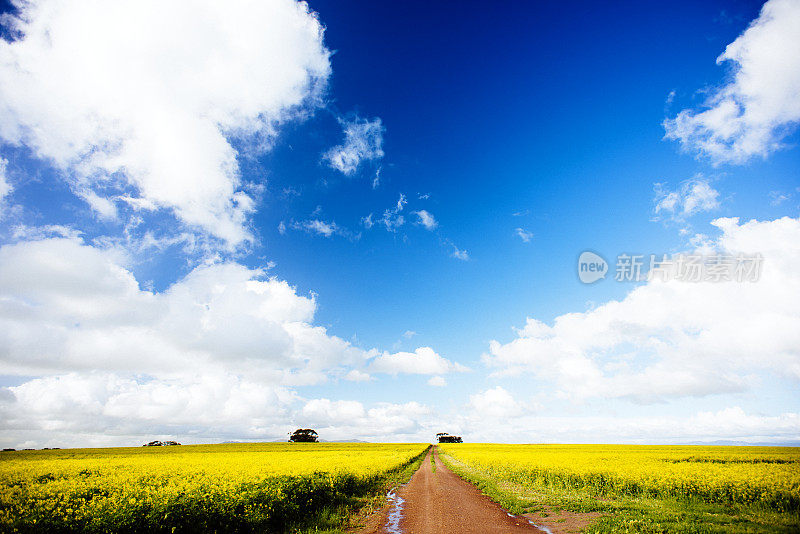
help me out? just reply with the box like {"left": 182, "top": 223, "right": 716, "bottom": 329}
{"left": 436, "top": 433, "right": 463, "bottom": 443}
{"left": 289, "top": 428, "right": 319, "bottom": 443}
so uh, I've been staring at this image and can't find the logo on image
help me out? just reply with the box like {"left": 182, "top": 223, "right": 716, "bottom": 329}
{"left": 578, "top": 251, "right": 607, "bottom": 284}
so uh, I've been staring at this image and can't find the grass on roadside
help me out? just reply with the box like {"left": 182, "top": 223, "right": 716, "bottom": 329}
{"left": 439, "top": 451, "right": 800, "bottom": 533}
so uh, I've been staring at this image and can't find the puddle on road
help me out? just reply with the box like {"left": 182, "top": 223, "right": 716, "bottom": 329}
{"left": 384, "top": 486, "right": 406, "bottom": 534}
{"left": 505, "top": 512, "right": 554, "bottom": 534}
{"left": 525, "top": 519, "right": 554, "bottom": 534}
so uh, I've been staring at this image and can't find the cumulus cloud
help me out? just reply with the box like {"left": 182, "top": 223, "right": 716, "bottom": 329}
{"left": 414, "top": 210, "right": 438, "bottom": 230}
{"left": 445, "top": 400, "right": 800, "bottom": 444}
{"left": 344, "top": 369, "right": 372, "bottom": 382}
{"left": 0, "top": 236, "right": 476, "bottom": 446}
{"left": 483, "top": 216, "right": 800, "bottom": 403}
{"left": 301, "top": 398, "right": 365, "bottom": 424}
{"left": 0, "top": 374, "right": 438, "bottom": 446}
{"left": 296, "top": 399, "right": 431, "bottom": 442}
{"left": 427, "top": 376, "right": 446, "bottom": 387}
{"left": 664, "top": 0, "right": 800, "bottom": 163}
{"left": 467, "top": 386, "right": 524, "bottom": 419}
{"left": 323, "top": 117, "right": 385, "bottom": 175}
{"left": 0, "top": 236, "right": 373, "bottom": 382}
{"left": 653, "top": 178, "right": 720, "bottom": 223}
{"left": 0, "top": 0, "right": 331, "bottom": 245}
{"left": 370, "top": 347, "right": 467, "bottom": 375}
{"left": 1, "top": 373, "right": 297, "bottom": 445}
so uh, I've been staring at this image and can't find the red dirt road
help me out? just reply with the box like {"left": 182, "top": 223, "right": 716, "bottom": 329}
{"left": 357, "top": 446, "right": 544, "bottom": 534}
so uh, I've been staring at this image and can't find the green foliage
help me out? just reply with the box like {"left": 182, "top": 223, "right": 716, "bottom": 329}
{"left": 288, "top": 429, "right": 319, "bottom": 443}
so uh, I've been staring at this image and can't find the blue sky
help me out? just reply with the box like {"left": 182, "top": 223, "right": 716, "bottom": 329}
{"left": 0, "top": 0, "right": 798, "bottom": 447}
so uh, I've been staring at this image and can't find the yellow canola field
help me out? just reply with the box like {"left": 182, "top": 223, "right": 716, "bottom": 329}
{"left": 440, "top": 444, "right": 800, "bottom": 512}
{"left": 0, "top": 442, "right": 428, "bottom": 533}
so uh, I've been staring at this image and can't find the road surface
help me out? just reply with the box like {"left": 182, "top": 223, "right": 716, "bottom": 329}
{"left": 357, "top": 446, "right": 545, "bottom": 534}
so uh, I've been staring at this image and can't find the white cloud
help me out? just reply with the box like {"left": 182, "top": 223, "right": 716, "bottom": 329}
{"left": 4, "top": 373, "right": 797, "bottom": 446}
{"left": 444, "top": 404, "right": 800, "bottom": 445}
{"left": 370, "top": 347, "right": 467, "bottom": 375}
{"left": 0, "top": 236, "right": 476, "bottom": 446}
{"left": 654, "top": 178, "right": 720, "bottom": 223}
{"left": 664, "top": 0, "right": 800, "bottom": 163}
{"left": 381, "top": 194, "right": 406, "bottom": 232}
{"left": 467, "top": 386, "right": 524, "bottom": 419}
{"left": 484, "top": 216, "right": 800, "bottom": 403}
{"left": 769, "top": 190, "right": 792, "bottom": 205}
{"left": 402, "top": 330, "right": 417, "bottom": 339}
{"left": 361, "top": 213, "right": 375, "bottom": 229}
{"left": 427, "top": 376, "right": 446, "bottom": 387}
{"left": 414, "top": 210, "right": 438, "bottom": 230}
{"left": 0, "top": 372, "right": 299, "bottom": 447}
{"left": 296, "top": 400, "right": 432, "bottom": 442}
{"left": 344, "top": 369, "right": 372, "bottom": 382}
{"left": 0, "top": 237, "right": 375, "bottom": 382}
{"left": 450, "top": 244, "right": 469, "bottom": 261}
{"left": 281, "top": 218, "right": 359, "bottom": 240}
{"left": 323, "top": 117, "right": 385, "bottom": 175}
{"left": 294, "top": 219, "right": 340, "bottom": 237}
{"left": 11, "top": 224, "right": 84, "bottom": 241}
{"left": 515, "top": 227, "right": 534, "bottom": 243}
{"left": 301, "top": 398, "right": 365, "bottom": 424}
{"left": 0, "top": 158, "right": 11, "bottom": 211}
{"left": 76, "top": 188, "right": 118, "bottom": 221}
{"left": 0, "top": 0, "right": 331, "bottom": 245}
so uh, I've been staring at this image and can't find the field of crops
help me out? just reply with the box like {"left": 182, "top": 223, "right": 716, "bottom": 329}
{"left": 440, "top": 444, "right": 800, "bottom": 531}
{"left": 440, "top": 444, "right": 799, "bottom": 510}
{"left": 0, "top": 442, "right": 428, "bottom": 533}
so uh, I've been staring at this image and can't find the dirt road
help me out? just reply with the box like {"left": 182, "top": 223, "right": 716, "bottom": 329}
{"left": 357, "top": 446, "right": 545, "bottom": 534}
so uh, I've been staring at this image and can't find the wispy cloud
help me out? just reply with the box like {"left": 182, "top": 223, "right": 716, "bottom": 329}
{"left": 281, "top": 218, "right": 358, "bottom": 240}
{"left": 653, "top": 177, "right": 720, "bottom": 227}
{"left": 515, "top": 227, "right": 534, "bottom": 243}
{"left": 414, "top": 210, "right": 438, "bottom": 230}
{"left": 372, "top": 167, "right": 382, "bottom": 189}
{"left": 324, "top": 116, "right": 385, "bottom": 175}
{"left": 0, "top": 158, "right": 12, "bottom": 218}
{"left": 769, "top": 191, "right": 792, "bottom": 206}
{"left": 361, "top": 213, "right": 375, "bottom": 229}
{"left": 450, "top": 244, "right": 469, "bottom": 261}
{"left": 381, "top": 193, "right": 407, "bottom": 232}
